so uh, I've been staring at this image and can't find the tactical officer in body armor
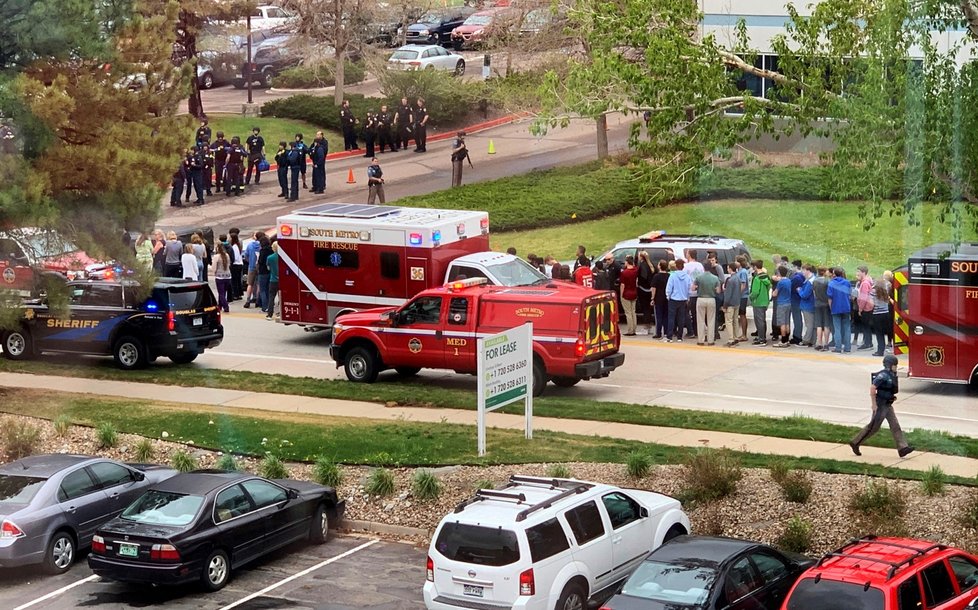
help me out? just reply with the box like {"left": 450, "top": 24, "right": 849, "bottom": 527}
{"left": 245, "top": 127, "right": 265, "bottom": 185}
{"left": 376, "top": 105, "right": 395, "bottom": 153}
{"left": 340, "top": 100, "right": 359, "bottom": 151}
{"left": 393, "top": 97, "right": 412, "bottom": 151}
{"left": 210, "top": 132, "right": 229, "bottom": 191}
{"left": 850, "top": 354, "right": 915, "bottom": 458}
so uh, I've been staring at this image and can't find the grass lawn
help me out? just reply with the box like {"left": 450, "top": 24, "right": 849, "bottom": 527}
{"left": 2, "top": 389, "right": 970, "bottom": 485}
{"left": 194, "top": 113, "right": 343, "bottom": 150}
{"left": 495, "top": 198, "right": 978, "bottom": 273}
{"left": 2, "top": 359, "right": 977, "bottom": 461}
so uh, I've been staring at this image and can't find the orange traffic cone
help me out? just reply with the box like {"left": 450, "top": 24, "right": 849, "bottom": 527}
{"left": 346, "top": 168, "right": 356, "bottom": 184}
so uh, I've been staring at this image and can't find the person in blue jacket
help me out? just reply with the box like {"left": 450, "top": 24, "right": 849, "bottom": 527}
{"left": 827, "top": 267, "right": 853, "bottom": 352}
{"left": 287, "top": 141, "right": 302, "bottom": 201}
{"left": 797, "top": 264, "right": 816, "bottom": 346}
{"left": 772, "top": 266, "right": 793, "bottom": 348}
{"left": 293, "top": 133, "right": 308, "bottom": 190}
{"left": 310, "top": 131, "right": 328, "bottom": 194}
{"left": 789, "top": 260, "right": 805, "bottom": 344}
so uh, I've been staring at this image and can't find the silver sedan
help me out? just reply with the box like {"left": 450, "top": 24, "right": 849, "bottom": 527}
{"left": 387, "top": 44, "right": 466, "bottom": 76}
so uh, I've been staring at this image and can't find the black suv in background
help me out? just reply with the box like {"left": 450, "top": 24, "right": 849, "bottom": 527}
{"left": 233, "top": 40, "right": 302, "bottom": 88}
{"left": 405, "top": 7, "right": 475, "bottom": 45}
{"left": 1, "top": 279, "right": 223, "bottom": 369}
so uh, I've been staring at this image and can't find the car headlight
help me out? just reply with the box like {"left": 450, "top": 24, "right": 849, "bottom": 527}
{"left": 474, "top": 29, "right": 484, "bottom": 35}
{"left": 418, "top": 29, "right": 429, "bottom": 35}
{"left": 332, "top": 323, "right": 345, "bottom": 338}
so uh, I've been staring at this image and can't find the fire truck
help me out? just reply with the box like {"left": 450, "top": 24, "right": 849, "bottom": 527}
{"left": 276, "top": 203, "right": 553, "bottom": 330}
{"left": 892, "top": 242, "right": 978, "bottom": 385}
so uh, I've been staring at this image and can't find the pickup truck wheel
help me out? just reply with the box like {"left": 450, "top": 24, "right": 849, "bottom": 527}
{"left": 531, "top": 358, "right": 546, "bottom": 397}
{"left": 113, "top": 335, "right": 148, "bottom": 370}
{"left": 395, "top": 366, "right": 421, "bottom": 377}
{"left": 345, "top": 346, "right": 379, "bottom": 383}
{"left": 551, "top": 376, "right": 580, "bottom": 388}
{"left": 261, "top": 70, "right": 275, "bottom": 88}
{"left": 2, "top": 329, "right": 33, "bottom": 360}
{"left": 169, "top": 351, "right": 199, "bottom": 365}
{"left": 555, "top": 582, "right": 586, "bottom": 610}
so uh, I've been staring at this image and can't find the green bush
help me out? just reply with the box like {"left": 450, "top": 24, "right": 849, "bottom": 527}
{"left": 850, "top": 479, "right": 906, "bottom": 520}
{"left": 96, "top": 422, "right": 118, "bottom": 449}
{"left": 779, "top": 471, "right": 813, "bottom": 504}
{"left": 170, "top": 450, "right": 199, "bottom": 473}
{"left": 679, "top": 449, "right": 743, "bottom": 505}
{"left": 53, "top": 414, "right": 72, "bottom": 438}
{"left": 134, "top": 438, "right": 155, "bottom": 462}
{"left": 625, "top": 452, "right": 652, "bottom": 479}
{"left": 313, "top": 456, "right": 343, "bottom": 488}
{"left": 473, "top": 478, "right": 496, "bottom": 491}
{"left": 376, "top": 67, "right": 481, "bottom": 126}
{"left": 769, "top": 460, "right": 790, "bottom": 485}
{"left": 412, "top": 469, "right": 442, "bottom": 500}
{"left": 546, "top": 464, "right": 572, "bottom": 479}
{"left": 366, "top": 468, "right": 396, "bottom": 497}
{"left": 3, "top": 421, "right": 41, "bottom": 460}
{"left": 260, "top": 454, "right": 289, "bottom": 479}
{"left": 272, "top": 61, "right": 366, "bottom": 89}
{"left": 777, "top": 516, "right": 814, "bottom": 553}
{"left": 920, "top": 465, "right": 947, "bottom": 497}
{"left": 215, "top": 454, "right": 240, "bottom": 472}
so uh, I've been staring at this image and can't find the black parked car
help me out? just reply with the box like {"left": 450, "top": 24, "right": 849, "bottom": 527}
{"left": 233, "top": 41, "right": 302, "bottom": 89}
{"left": 88, "top": 471, "right": 345, "bottom": 591}
{"left": 0, "top": 278, "right": 223, "bottom": 369}
{"left": 404, "top": 7, "right": 475, "bottom": 45}
{"left": 0, "top": 454, "right": 177, "bottom": 574}
{"left": 602, "top": 536, "right": 815, "bottom": 610}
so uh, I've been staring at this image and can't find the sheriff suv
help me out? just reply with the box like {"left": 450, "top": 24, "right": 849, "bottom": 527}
{"left": 1, "top": 278, "right": 223, "bottom": 370}
{"left": 781, "top": 535, "right": 978, "bottom": 610}
{"left": 424, "top": 475, "right": 690, "bottom": 610}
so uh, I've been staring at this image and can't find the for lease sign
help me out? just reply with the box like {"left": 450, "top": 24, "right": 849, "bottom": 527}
{"left": 477, "top": 323, "right": 533, "bottom": 456}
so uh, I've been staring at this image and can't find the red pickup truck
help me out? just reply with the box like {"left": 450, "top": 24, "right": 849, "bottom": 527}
{"left": 329, "top": 277, "right": 625, "bottom": 395}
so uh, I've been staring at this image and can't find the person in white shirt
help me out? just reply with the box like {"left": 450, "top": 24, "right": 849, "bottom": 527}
{"left": 684, "top": 249, "right": 705, "bottom": 337}
{"left": 181, "top": 244, "right": 199, "bottom": 281}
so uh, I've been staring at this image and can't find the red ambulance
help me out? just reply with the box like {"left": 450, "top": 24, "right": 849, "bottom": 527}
{"left": 275, "top": 203, "right": 553, "bottom": 329}
{"left": 892, "top": 242, "right": 978, "bottom": 385}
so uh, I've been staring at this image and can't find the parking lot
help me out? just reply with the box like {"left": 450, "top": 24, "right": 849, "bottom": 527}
{"left": 0, "top": 535, "right": 425, "bottom": 609}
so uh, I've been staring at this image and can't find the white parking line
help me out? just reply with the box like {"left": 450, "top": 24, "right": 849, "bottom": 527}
{"left": 218, "top": 539, "right": 379, "bottom": 610}
{"left": 12, "top": 574, "right": 99, "bottom": 610}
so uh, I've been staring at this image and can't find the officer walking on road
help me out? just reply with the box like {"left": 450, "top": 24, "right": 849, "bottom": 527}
{"left": 451, "top": 131, "right": 470, "bottom": 187}
{"left": 367, "top": 157, "right": 385, "bottom": 204}
{"left": 849, "top": 354, "right": 915, "bottom": 458}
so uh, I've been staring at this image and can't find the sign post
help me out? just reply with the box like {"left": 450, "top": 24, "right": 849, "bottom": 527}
{"left": 477, "top": 323, "right": 533, "bottom": 456}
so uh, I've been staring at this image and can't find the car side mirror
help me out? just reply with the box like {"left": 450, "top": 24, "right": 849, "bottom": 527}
{"left": 640, "top": 506, "right": 649, "bottom": 518}
{"left": 287, "top": 488, "right": 299, "bottom": 500}
{"left": 133, "top": 471, "right": 146, "bottom": 482}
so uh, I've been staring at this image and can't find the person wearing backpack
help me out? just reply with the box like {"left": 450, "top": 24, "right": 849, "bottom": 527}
{"left": 849, "top": 354, "right": 914, "bottom": 458}
{"left": 748, "top": 259, "right": 772, "bottom": 346}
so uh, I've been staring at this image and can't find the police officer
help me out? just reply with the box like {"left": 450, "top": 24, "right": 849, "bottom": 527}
{"left": 393, "top": 97, "right": 412, "bottom": 151}
{"left": 340, "top": 100, "right": 359, "bottom": 151}
{"left": 245, "top": 127, "right": 265, "bottom": 185}
{"left": 170, "top": 162, "right": 186, "bottom": 207}
{"left": 186, "top": 146, "right": 205, "bottom": 205}
{"left": 310, "top": 131, "right": 328, "bottom": 194}
{"left": 225, "top": 136, "right": 247, "bottom": 196}
{"left": 287, "top": 141, "right": 302, "bottom": 201}
{"left": 210, "top": 132, "right": 229, "bottom": 192}
{"left": 849, "top": 354, "right": 915, "bottom": 458}
{"left": 274, "top": 141, "right": 289, "bottom": 198}
{"left": 293, "top": 133, "right": 308, "bottom": 189}
{"left": 414, "top": 97, "right": 429, "bottom": 152}
{"left": 202, "top": 143, "right": 215, "bottom": 196}
{"left": 450, "top": 131, "right": 469, "bottom": 187}
{"left": 377, "top": 104, "right": 395, "bottom": 153}
{"left": 195, "top": 117, "right": 211, "bottom": 147}
{"left": 362, "top": 111, "right": 377, "bottom": 158}
{"left": 366, "top": 157, "right": 385, "bottom": 205}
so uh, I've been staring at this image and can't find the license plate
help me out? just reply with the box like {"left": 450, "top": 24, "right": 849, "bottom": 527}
{"left": 193, "top": 317, "right": 203, "bottom": 326}
{"left": 463, "top": 585, "right": 483, "bottom": 598}
{"left": 118, "top": 542, "right": 138, "bottom": 558}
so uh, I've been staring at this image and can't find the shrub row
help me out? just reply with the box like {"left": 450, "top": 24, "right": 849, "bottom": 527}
{"left": 272, "top": 62, "right": 367, "bottom": 89}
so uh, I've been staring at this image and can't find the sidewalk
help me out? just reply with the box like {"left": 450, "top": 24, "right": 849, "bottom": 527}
{"left": 2, "top": 372, "right": 974, "bottom": 478}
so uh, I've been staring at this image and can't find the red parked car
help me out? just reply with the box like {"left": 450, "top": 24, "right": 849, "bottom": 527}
{"left": 781, "top": 536, "right": 978, "bottom": 610}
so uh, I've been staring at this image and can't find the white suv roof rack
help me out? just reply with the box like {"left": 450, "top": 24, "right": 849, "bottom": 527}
{"left": 453, "top": 474, "right": 596, "bottom": 522}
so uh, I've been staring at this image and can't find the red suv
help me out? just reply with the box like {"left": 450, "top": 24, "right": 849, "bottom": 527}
{"left": 782, "top": 536, "right": 978, "bottom": 610}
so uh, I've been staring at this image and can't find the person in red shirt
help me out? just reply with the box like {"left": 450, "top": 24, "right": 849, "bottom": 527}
{"left": 573, "top": 255, "right": 594, "bottom": 288}
{"left": 619, "top": 255, "right": 639, "bottom": 335}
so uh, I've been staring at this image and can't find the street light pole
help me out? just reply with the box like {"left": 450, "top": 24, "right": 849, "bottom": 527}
{"left": 246, "top": 14, "right": 253, "bottom": 105}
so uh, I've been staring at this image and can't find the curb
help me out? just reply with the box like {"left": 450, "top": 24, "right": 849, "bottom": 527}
{"left": 338, "top": 518, "right": 429, "bottom": 540}
{"left": 268, "top": 76, "right": 379, "bottom": 95}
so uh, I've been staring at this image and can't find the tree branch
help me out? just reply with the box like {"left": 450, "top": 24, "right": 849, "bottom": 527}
{"left": 961, "top": 0, "right": 978, "bottom": 40}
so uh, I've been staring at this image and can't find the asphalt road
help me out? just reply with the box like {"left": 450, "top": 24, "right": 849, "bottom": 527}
{"left": 193, "top": 310, "right": 978, "bottom": 436}
{"left": 0, "top": 535, "right": 425, "bottom": 610}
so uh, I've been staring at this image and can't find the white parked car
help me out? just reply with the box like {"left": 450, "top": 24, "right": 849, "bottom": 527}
{"left": 245, "top": 5, "right": 294, "bottom": 30}
{"left": 387, "top": 44, "right": 466, "bottom": 76}
{"left": 423, "top": 475, "right": 690, "bottom": 610}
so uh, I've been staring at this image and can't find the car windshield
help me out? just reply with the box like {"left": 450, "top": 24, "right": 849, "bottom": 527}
{"left": 620, "top": 560, "right": 716, "bottom": 605}
{"left": 418, "top": 13, "right": 442, "bottom": 22}
{"left": 486, "top": 258, "right": 549, "bottom": 286}
{"left": 0, "top": 475, "right": 47, "bottom": 504}
{"left": 434, "top": 522, "right": 520, "bottom": 566}
{"left": 785, "top": 578, "right": 885, "bottom": 610}
{"left": 391, "top": 49, "right": 420, "bottom": 60}
{"left": 464, "top": 15, "right": 492, "bottom": 25}
{"left": 122, "top": 490, "right": 204, "bottom": 526}
{"left": 20, "top": 231, "right": 79, "bottom": 258}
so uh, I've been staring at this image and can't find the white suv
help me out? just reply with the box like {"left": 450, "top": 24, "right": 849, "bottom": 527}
{"left": 423, "top": 475, "right": 690, "bottom": 610}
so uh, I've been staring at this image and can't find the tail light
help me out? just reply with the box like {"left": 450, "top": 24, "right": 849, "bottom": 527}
{"left": 0, "top": 520, "right": 24, "bottom": 539}
{"left": 575, "top": 336, "right": 585, "bottom": 358}
{"left": 519, "top": 568, "right": 535, "bottom": 596}
{"left": 408, "top": 61, "right": 421, "bottom": 68}
{"left": 426, "top": 555, "right": 434, "bottom": 582}
{"left": 91, "top": 535, "right": 106, "bottom": 554}
{"left": 217, "top": 309, "right": 221, "bottom": 325}
{"left": 150, "top": 543, "right": 180, "bottom": 561}
{"left": 167, "top": 311, "right": 175, "bottom": 332}
{"left": 480, "top": 217, "right": 490, "bottom": 234}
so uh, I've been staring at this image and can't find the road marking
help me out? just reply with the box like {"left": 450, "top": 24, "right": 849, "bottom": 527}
{"left": 218, "top": 539, "right": 379, "bottom": 610}
{"left": 211, "top": 351, "right": 326, "bottom": 364}
{"left": 13, "top": 574, "right": 99, "bottom": 610}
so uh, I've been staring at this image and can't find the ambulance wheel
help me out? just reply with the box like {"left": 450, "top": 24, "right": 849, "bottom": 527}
{"left": 551, "top": 377, "right": 580, "bottom": 388}
{"left": 395, "top": 367, "right": 421, "bottom": 377}
{"left": 345, "top": 346, "right": 379, "bottom": 383}
{"left": 531, "top": 358, "right": 546, "bottom": 397}
{"left": 2, "top": 329, "right": 33, "bottom": 360}
{"left": 113, "top": 335, "right": 148, "bottom": 370}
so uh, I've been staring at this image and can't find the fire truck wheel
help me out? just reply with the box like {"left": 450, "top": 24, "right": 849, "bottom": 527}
{"left": 395, "top": 367, "right": 421, "bottom": 377}
{"left": 531, "top": 358, "right": 546, "bottom": 397}
{"left": 345, "top": 346, "right": 380, "bottom": 383}
{"left": 2, "top": 329, "right": 34, "bottom": 360}
{"left": 551, "top": 377, "right": 580, "bottom": 388}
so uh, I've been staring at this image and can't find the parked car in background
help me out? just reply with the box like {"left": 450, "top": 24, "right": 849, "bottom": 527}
{"left": 602, "top": 536, "right": 814, "bottom": 610}
{"left": 89, "top": 470, "right": 345, "bottom": 591}
{"left": 197, "top": 50, "right": 237, "bottom": 89}
{"left": 599, "top": 231, "right": 753, "bottom": 271}
{"left": 405, "top": 7, "right": 475, "bottom": 45}
{"left": 387, "top": 44, "right": 465, "bottom": 75}
{"left": 450, "top": 8, "right": 515, "bottom": 50}
{"left": 0, "top": 227, "right": 105, "bottom": 283}
{"left": 232, "top": 38, "right": 302, "bottom": 88}
{"left": 519, "top": 6, "right": 568, "bottom": 38}
{"left": 0, "top": 454, "right": 177, "bottom": 574}
{"left": 244, "top": 4, "right": 295, "bottom": 30}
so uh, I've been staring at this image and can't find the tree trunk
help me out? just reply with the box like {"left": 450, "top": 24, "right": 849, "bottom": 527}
{"left": 596, "top": 114, "right": 609, "bottom": 159}
{"left": 334, "top": 50, "right": 345, "bottom": 106}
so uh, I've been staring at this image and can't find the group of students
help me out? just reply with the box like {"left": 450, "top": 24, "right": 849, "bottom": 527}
{"left": 133, "top": 228, "right": 281, "bottom": 320}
